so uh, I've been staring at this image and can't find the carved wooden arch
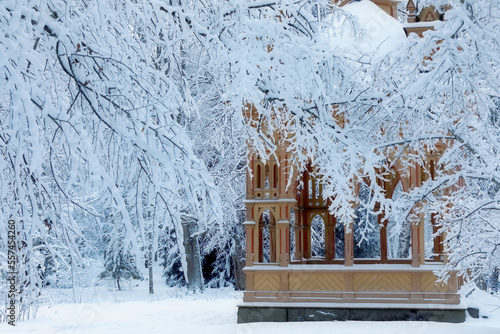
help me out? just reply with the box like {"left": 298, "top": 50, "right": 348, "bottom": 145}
{"left": 309, "top": 213, "right": 327, "bottom": 257}
{"left": 354, "top": 160, "right": 415, "bottom": 264}
{"left": 255, "top": 205, "right": 279, "bottom": 223}
{"left": 383, "top": 160, "right": 412, "bottom": 199}
{"left": 306, "top": 210, "right": 328, "bottom": 227}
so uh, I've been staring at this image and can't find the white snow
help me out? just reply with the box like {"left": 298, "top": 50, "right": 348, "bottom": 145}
{"left": 3, "top": 287, "right": 500, "bottom": 334}
{"left": 244, "top": 263, "right": 449, "bottom": 271}
{"left": 403, "top": 21, "right": 443, "bottom": 28}
{"left": 342, "top": 0, "right": 407, "bottom": 53}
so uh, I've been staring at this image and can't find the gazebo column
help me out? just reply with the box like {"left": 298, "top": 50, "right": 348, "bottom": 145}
{"left": 419, "top": 212, "right": 426, "bottom": 264}
{"left": 344, "top": 220, "right": 354, "bottom": 266}
{"left": 258, "top": 222, "right": 264, "bottom": 262}
{"left": 303, "top": 212, "right": 312, "bottom": 259}
{"left": 293, "top": 208, "right": 303, "bottom": 260}
{"left": 293, "top": 225, "right": 303, "bottom": 260}
{"left": 442, "top": 203, "right": 452, "bottom": 264}
{"left": 325, "top": 215, "right": 336, "bottom": 261}
{"left": 442, "top": 230, "right": 449, "bottom": 264}
{"left": 253, "top": 220, "right": 260, "bottom": 263}
{"left": 277, "top": 220, "right": 290, "bottom": 267}
{"left": 432, "top": 213, "right": 443, "bottom": 261}
{"left": 243, "top": 221, "right": 256, "bottom": 266}
{"left": 269, "top": 223, "right": 276, "bottom": 263}
{"left": 410, "top": 209, "right": 420, "bottom": 267}
{"left": 379, "top": 215, "right": 388, "bottom": 263}
{"left": 344, "top": 198, "right": 356, "bottom": 266}
{"left": 376, "top": 202, "right": 388, "bottom": 263}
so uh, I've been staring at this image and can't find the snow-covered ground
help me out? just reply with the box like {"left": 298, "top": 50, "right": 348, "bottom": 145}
{"left": 3, "top": 283, "right": 500, "bottom": 334}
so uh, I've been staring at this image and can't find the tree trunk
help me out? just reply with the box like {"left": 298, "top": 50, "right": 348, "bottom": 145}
{"left": 181, "top": 215, "right": 204, "bottom": 292}
{"left": 148, "top": 250, "right": 154, "bottom": 294}
{"left": 116, "top": 277, "right": 121, "bottom": 291}
{"left": 233, "top": 240, "right": 246, "bottom": 290}
{"left": 148, "top": 219, "right": 154, "bottom": 295}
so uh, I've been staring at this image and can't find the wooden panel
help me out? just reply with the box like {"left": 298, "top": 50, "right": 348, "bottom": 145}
{"left": 253, "top": 273, "right": 280, "bottom": 291}
{"left": 421, "top": 273, "right": 448, "bottom": 293}
{"left": 289, "top": 273, "right": 344, "bottom": 291}
{"left": 353, "top": 273, "right": 412, "bottom": 292}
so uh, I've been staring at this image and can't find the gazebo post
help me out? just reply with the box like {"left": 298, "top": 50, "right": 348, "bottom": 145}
{"left": 243, "top": 221, "right": 256, "bottom": 266}
{"left": 278, "top": 220, "right": 290, "bottom": 267}
{"left": 411, "top": 208, "right": 421, "bottom": 267}
{"left": 344, "top": 220, "right": 354, "bottom": 266}
{"left": 325, "top": 214, "right": 336, "bottom": 261}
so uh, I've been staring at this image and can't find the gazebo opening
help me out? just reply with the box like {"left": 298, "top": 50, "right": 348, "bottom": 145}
{"left": 311, "top": 215, "right": 326, "bottom": 258}
{"left": 258, "top": 209, "right": 275, "bottom": 263}
{"left": 354, "top": 183, "right": 381, "bottom": 259}
{"left": 387, "top": 181, "right": 411, "bottom": 259}
{"left": 424, "top": 213, "right": 435, "bottom": 259}
{"left": 335, "top": 222, "right": 345, "bottom": 259}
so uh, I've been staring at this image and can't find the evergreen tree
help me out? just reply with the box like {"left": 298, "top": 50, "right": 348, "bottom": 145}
{"left": 100, "top": 225, "right": 142, "bottom": 291}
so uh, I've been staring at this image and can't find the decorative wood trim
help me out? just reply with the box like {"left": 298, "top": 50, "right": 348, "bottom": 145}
{"left": 244, "top": 266, "right": 460, "bottom": 306}
{"left": 254, "top": 273, "right": 280, "bottom": 291}
{"left": 289, "top": 273, "right": 345, "bottom": 291}
{"left": 353, "top": 273, "right": 412, "bottom": 292}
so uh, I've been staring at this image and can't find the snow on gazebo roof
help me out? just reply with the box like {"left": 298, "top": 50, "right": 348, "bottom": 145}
{"left": 330, "top": 0, "right": 406, "bottom": 55}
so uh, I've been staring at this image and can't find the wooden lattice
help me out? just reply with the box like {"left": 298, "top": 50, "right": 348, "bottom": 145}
{"left": 420, "top": 273, "right": 448, "bottom": 293}
{"left": 253, "top": 273, "right": 280, "bottom": 291}
{"left": 353, "top": 273, "right": 412, "bottom": 292}
{"left": 289, "top": 273, "right": 344, "bottom": 291}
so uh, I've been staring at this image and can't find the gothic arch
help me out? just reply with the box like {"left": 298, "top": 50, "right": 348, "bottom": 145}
{"left": 258, "top": 209, "right": 276, "bottom": 263}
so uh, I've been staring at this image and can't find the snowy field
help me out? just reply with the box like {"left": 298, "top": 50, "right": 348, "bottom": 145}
{"left": 3, "top": 284, "right": 500, "bottom": 334}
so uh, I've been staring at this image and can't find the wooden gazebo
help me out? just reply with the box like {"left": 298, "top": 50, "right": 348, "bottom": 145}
{"left": 238, "top": 142, "right": 464, "bottom": 322}
{"left": 238, "top": 0, "right": 466, "bottom": 323}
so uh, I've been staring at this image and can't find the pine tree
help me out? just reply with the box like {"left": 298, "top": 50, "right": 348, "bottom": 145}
{"left": 100, "top": 225, "right": 142, "bottom": 291}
